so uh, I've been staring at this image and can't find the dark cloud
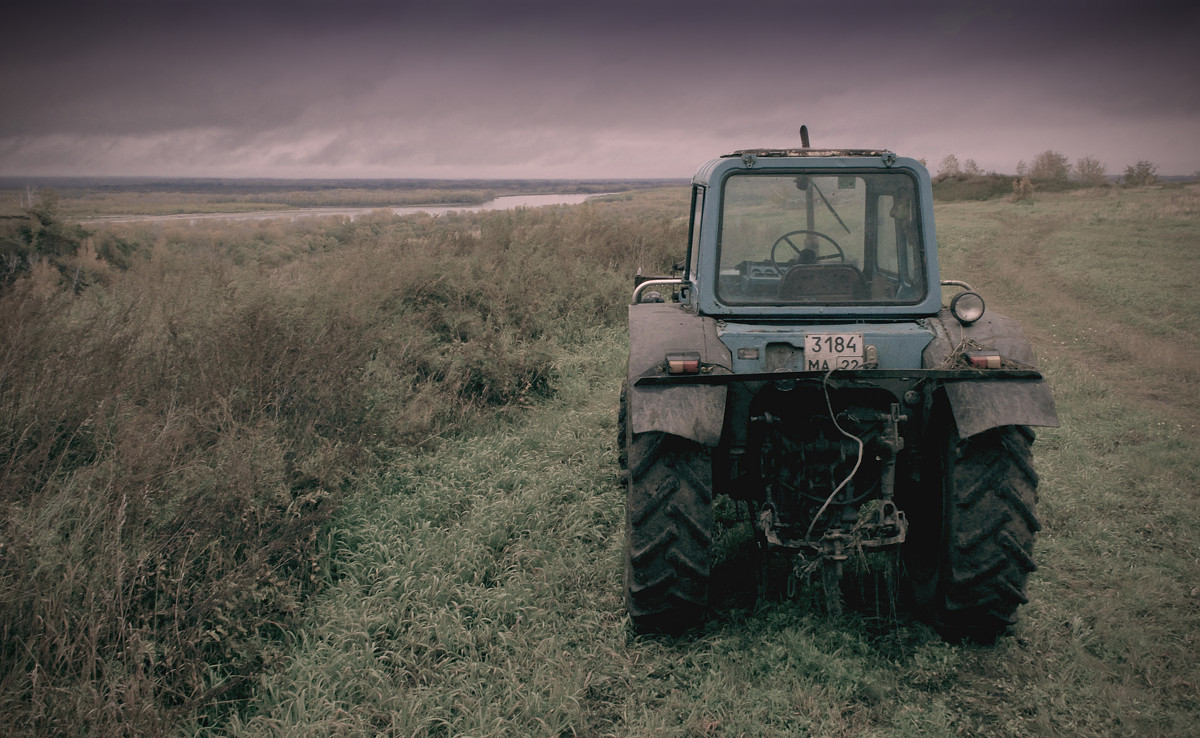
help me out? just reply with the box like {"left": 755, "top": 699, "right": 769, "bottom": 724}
{"left": 1, "top": 0, "right": 1197, "bottom": 177}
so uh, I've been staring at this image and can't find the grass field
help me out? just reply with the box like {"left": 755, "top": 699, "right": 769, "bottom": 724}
{"left": 3, "top": 183, "right": 1198, "bottom": 736}
{"left": 211, "top": 185, "right": 1198, "bottom": 737}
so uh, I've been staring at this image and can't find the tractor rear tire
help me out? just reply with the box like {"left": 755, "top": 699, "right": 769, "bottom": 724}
{"left": 624, "top": 428, "right": 713, "bottom": 633}
{"left": 908, "top": 424, "right": 1041, "bottom": 642}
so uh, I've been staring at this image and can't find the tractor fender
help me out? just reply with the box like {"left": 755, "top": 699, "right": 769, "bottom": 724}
{"left": 627, "top": 303, "right": 732, "bottom": 446}
{"left": 923, "top": 308, "right": 1060, "bottom": 438}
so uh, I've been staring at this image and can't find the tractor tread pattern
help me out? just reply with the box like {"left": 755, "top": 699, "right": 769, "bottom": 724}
{"left": 624, "top": 427, "right": 713, "bottom": 634}
{"left": 937, "top": 425, "right": 1041, "bottom": 641}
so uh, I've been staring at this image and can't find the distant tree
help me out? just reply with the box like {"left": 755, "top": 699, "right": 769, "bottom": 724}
{"left": 963, "top": 159, "right": 983, "bottom": 177}
{"left": 1122, "top": 160, "right": 1158, "bottom": 187}
{"left": 1074, "top": 156, "right": 1108, "bottom": 186}
{"left": 1016, "top": 160, "right": 1029, "bottom": 177}
{"left": 1030, "top": 150, "right": 1070, "bottom": 181}
{"left": 937, "top": 154, "right": 960, "bottom": 178}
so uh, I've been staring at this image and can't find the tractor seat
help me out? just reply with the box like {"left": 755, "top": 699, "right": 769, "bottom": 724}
{"left": 777, "top": 263, "right": 868, "bottom": 300}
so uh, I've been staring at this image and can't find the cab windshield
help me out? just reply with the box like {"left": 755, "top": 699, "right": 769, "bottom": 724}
{"left": 716, "top": 171, "right": 926, "bottom": 306}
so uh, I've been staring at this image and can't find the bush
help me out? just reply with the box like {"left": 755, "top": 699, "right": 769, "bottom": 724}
{"left": 0, "top": 189, "right": 94, "bottom": 292}
{"left": 1030, "top": 150, "right": 1071, "bottom": 182}
{"left": 1122, "top": 160, "right": 1158, "bottom": 187}
{"left": 1074, "top": 156, "right": 1108, "bottom": 187}
{"left": 937, "top": 154, "right": 960, "bottom": 179}
{"left": 1010, "top": 177, "right": 1035, "bottom": 202}
{"left": 932, "top": 173, "right": 1018, "bottom": 201}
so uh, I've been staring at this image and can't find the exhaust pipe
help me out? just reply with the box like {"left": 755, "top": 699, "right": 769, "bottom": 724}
{"left": 799, "top": 125, "right": 810, "bottom": 148}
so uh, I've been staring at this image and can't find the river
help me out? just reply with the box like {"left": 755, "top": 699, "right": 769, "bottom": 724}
{"left": 76, "top": 193, "right": 610, "bottom": 226}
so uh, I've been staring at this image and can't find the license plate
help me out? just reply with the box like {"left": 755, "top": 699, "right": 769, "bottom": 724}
{"left": 804, "top": 332, "right": 864, "bottom": 370}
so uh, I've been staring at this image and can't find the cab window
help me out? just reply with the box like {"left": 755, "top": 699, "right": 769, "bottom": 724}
{"left": 716, "top": 171, "right": 926, "bottom": 305}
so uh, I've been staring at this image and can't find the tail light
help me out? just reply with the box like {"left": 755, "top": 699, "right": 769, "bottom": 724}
{"left": 665, "top": 352, "right": 701, "bottom": 374}
{"left": 966, "top": 349, "right": 1002, "bottom": 369}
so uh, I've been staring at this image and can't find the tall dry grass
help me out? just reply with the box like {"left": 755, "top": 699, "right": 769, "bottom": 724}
{"left": 0, "top": 192, "right": 687, "bottom": 734}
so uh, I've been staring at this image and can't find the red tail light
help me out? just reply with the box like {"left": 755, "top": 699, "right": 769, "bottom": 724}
{"left": 966, "top": 350, "right": 1001, "bottom": 369}
{"left": 665, "top": 352, "right": 701, "bottom": 374}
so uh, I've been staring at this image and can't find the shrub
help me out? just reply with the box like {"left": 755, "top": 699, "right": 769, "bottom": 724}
{"left": 1122, "top": 160, "right": 1158, "bottom": 187}
{"left": 1074, "top": 156, "right": 1108, "bottom": 187}
{"left": 936, "top": 154, "right": 960, "bottom": 179}
{"left": 1010, "top": 177, "right": 1035, "bottom": 202}
{"left": 0, "top": 189, "right": 91, "bottom": 292}
{"left": 932, "top": 173, "right": 1018, "bottom": 201}
{"left": 1031, "top": 150, "right": 1071, "bottom": 182}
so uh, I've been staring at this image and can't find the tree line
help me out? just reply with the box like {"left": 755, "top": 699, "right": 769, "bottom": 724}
{"left": 934, "top": 151, "right": 1161, "bottom": 187}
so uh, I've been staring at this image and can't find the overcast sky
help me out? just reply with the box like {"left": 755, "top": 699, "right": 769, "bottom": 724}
{"left": 2, "top": 0, "right": 1197, "bottom": 179}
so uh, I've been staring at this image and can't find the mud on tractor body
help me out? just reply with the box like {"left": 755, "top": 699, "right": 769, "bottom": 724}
{"left": 621, "top": 139, "right": 1058, "bottom": 641}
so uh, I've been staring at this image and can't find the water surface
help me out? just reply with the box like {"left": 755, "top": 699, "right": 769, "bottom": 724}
{"left": 78, "top": 192, "right": 610, "bottom": 225}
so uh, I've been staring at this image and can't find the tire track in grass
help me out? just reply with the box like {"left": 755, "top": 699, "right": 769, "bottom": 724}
{"left": 937, "top": 194, "right": 1200, "bottom": 428}
{"left": 937, "top": 193, "right": 1200, "bottom": 737}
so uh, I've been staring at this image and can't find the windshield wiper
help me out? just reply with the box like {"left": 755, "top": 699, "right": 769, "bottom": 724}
{"left": 811, "top": 181, "right": 851, "bottom": 234}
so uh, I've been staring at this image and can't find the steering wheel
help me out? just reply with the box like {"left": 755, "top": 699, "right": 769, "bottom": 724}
{"left": 769, "top": 230, "right": 845, "bottom": 274}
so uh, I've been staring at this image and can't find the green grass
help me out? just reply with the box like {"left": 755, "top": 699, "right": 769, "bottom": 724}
{"left": 209, "top": 185, "right": 1198, "bottom": 737}
{"left": 3, "top": 183, "right": 1199, "bottom": 735}
{"left": 200, "top": 328, "right": 1199, "bottom": 736}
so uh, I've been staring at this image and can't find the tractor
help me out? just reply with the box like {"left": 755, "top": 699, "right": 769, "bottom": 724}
{"left": 621, "top": 131, "right": 1058, "bottom": 640}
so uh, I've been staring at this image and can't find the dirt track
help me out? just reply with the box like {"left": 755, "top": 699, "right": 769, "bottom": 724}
{"left": 938, "top": 195, "right": 1200, "bottom": 429}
